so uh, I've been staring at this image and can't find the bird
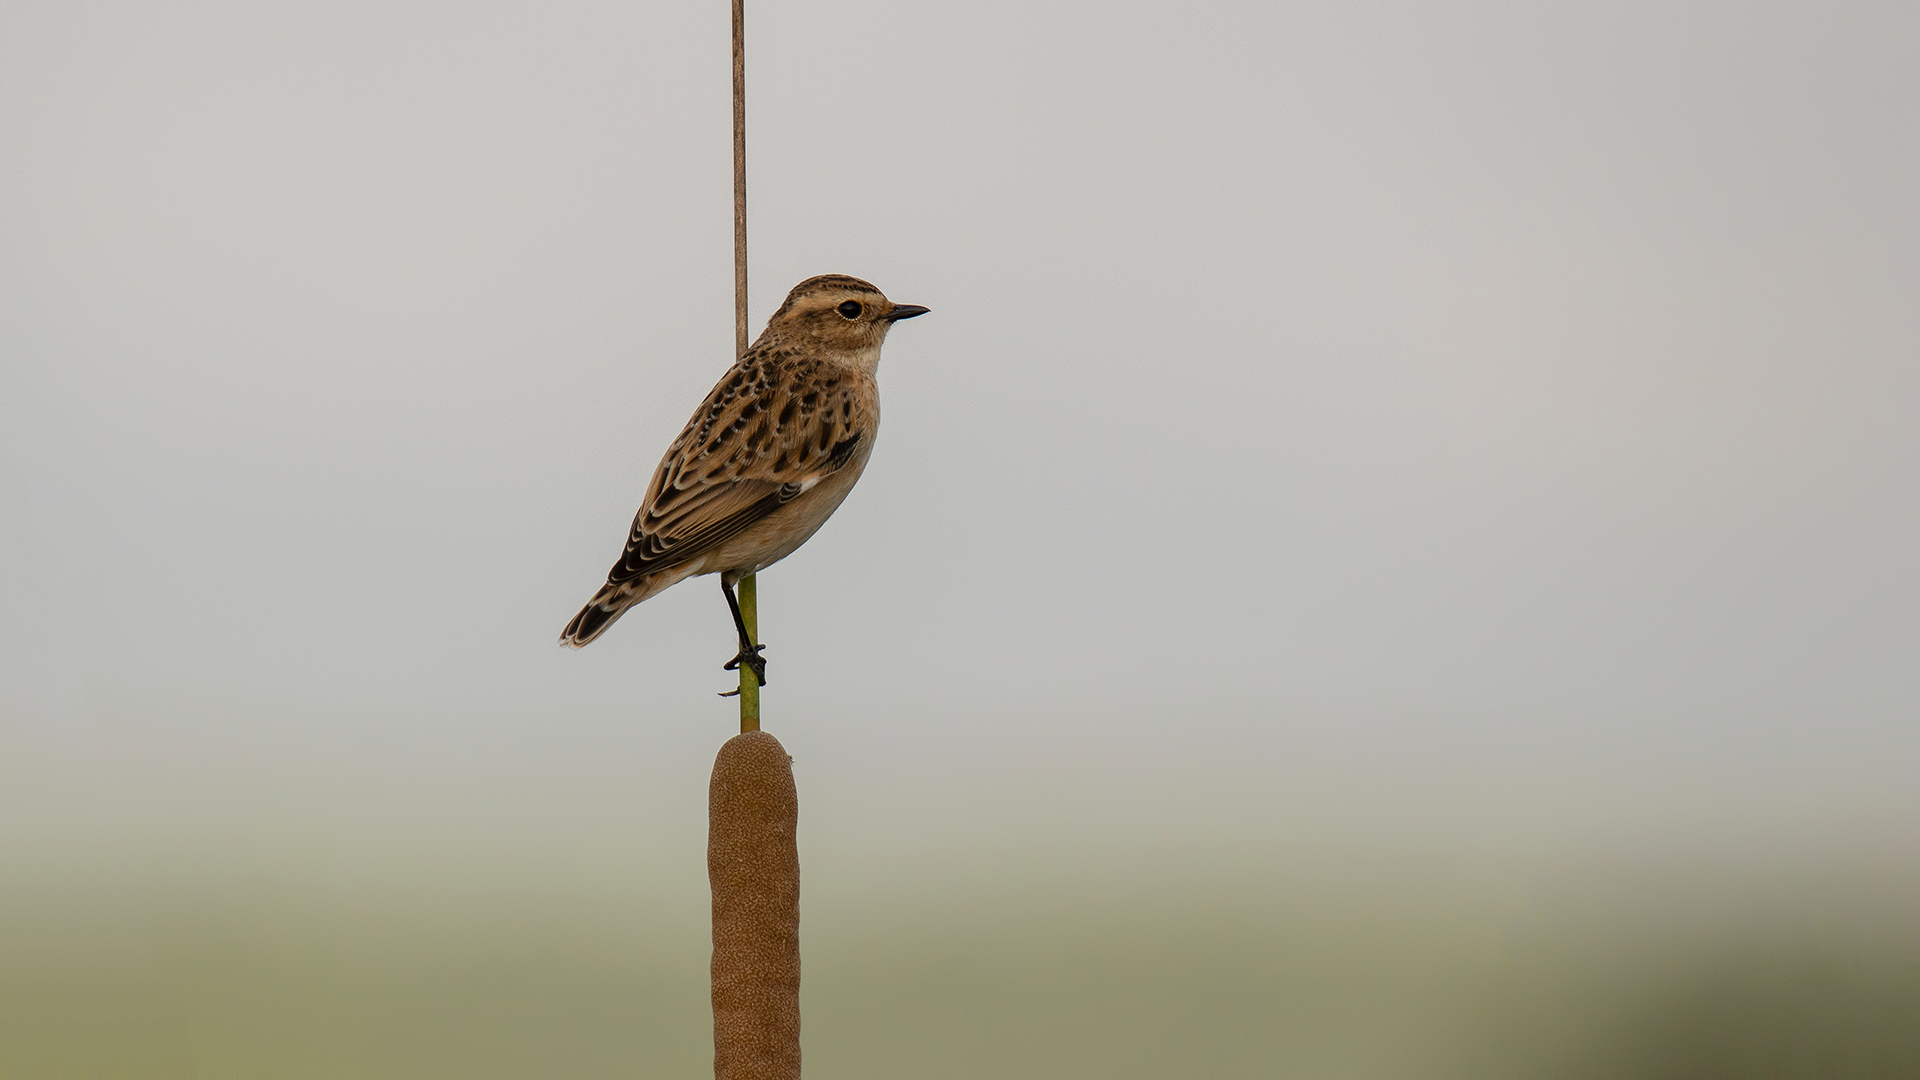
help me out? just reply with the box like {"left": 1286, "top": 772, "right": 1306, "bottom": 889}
{"left": 559, "top": 274, "right": 928, "bottom": 686}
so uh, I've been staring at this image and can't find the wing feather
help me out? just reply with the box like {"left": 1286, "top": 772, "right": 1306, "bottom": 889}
{"left": 605, "top": 357, "right": 868, "bottom": 585}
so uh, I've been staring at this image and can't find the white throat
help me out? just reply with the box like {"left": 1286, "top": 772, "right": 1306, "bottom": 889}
{"left": 839, "top": 341, "right": 883, "bottom": 377}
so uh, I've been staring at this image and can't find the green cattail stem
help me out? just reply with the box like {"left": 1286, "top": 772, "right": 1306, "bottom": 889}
{"left": 731, "top": 0, "right": 757, "bottom": 735}
{"left": 737, "top": 573, "right": 760, "bottom": 731}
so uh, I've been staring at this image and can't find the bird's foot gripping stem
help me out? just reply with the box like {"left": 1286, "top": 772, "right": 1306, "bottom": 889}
{"left": 723, "top": 642, "right": 767, "bottom": 687}
{"left": 719, "top": 577, "right": 768, "bottom": 690}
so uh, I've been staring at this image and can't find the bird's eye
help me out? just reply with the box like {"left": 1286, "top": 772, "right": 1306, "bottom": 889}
{"left": 836, "top": 300, "right": 863, "bottom": 320}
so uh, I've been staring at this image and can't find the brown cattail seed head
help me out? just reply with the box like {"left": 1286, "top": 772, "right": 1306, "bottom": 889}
{"left": 709, "top": 731, "right": 800, "bottom": 1079}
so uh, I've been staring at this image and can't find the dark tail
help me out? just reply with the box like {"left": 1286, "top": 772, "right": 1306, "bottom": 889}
{"left": 559, "top": 585, "right": 629, "bottom": 648}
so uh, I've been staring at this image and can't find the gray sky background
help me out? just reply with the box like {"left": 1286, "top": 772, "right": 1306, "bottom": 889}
{"left": 2, "top": 2, "right": 1915, "bottom": 868}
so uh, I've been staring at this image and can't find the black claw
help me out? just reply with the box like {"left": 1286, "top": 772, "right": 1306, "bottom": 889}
{"left": 723, "top": 643, "right": 767, "bottom": 686}
{"left": 718, "top": 579, "right": 769, "bottom": 688}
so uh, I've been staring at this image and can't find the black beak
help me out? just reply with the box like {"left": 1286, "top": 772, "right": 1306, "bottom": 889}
{"left": 884, "top": 304, "right": 930, "bottom": 322}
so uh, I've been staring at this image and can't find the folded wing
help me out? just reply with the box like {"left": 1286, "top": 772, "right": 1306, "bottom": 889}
{"left": 606, "top": 359, "right": 868, "bottom": 585}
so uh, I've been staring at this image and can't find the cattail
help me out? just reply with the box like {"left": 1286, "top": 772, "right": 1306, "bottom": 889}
{"left": 708, "top": 730, "right": 800, "bottom": 1079}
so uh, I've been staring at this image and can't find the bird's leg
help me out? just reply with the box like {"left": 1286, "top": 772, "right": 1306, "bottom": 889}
{"left": 720, "top": 577, "right": 767, "bottom": 686}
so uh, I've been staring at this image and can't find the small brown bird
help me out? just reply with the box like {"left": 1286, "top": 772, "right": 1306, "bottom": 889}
{"left": 560, "top": 274, "right": 928, "bottom": 684}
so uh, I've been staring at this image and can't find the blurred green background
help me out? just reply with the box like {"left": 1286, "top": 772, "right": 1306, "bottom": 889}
{"left": 4, "top": 699, "right": 1914, "bottom": 1079}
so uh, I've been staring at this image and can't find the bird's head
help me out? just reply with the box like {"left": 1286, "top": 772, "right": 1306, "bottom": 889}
{"left": 759, "top": 274, "right": 928, "bottom": 359}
